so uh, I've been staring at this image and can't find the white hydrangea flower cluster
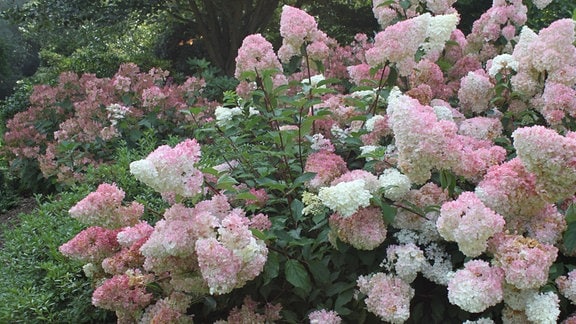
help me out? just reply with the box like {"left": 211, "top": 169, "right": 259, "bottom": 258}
{"left": 379, "top": 168, "right": 411, "bottom": 201}
{"left": 318, "top": 179, "right": 372, "bottom": 217}
{"left": 433, "top": 105, "right": 454, "bottom": 121}
{"left": 421, "top": 242, "right": 453, "bottom": 285}
{"left": 488, "top": 54, "right": 519, "bottom": 77}
{"left": 525, "top": 292, "right": 560, "bottom": 324}
{"left": 365, "top": 115, "right": 386, "bottom": 132}
{"left": 385, "top": 243, "right": 426, "bottom": 283}
{"left": 215, "top": 106, "right": 243, "bottom": 127}
{"left": 106, "top": 103, "right": 131, "bottom": 126}
{"left": 422, "top": 13, "right": 460, "bottom": 60}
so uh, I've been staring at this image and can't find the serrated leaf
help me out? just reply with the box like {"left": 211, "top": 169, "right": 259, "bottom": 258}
{"left": 285, "top": 259, "right": 311, "bottom": 291}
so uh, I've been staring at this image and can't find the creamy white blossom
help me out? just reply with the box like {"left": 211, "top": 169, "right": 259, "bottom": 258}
{"left": 318, "top": 179, "right": 372, "bottom": 217}
{"left": 488, "top": 54, "right": 519, "bottom": 77}
{"left": 379, "top": 168, "right": 411, "bottom": 201}
{"left": 525, "top": 292, "right": 560, "bottom": 324}
{"left": 215, "top": 106, "right": 243, "bottom": 127}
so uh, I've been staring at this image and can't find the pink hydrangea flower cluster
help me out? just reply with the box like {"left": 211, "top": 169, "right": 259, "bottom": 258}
{"left": 538, "top": 82, "right": 576, "bottom": 125}
{"left": 556, "top": 269, "right": 576, "bottom": 304}
{"left": 91, "top": 270, "right": 154, "bottom": 323}
{"left": 458, "top": 117, "right": 502, "bottom": 141}
{"left": 366, "top": 14, "right": 431, "bottom": 76}
{"left": 465, "top": 0, "right": 527, "bottom": 60}
{"left": 512, "top": 126, "right": 576, "bottom": 202}
{"left": 458, "top": 70, "right": 494, "bottom": 114}
{"left": 278, "top": 5, "right": 329, "bottom": 63}
{"left": 139, "top": 292, "right": 193, "bottom": 324}
{"left": 489, "top": 233, "right": 558, "bottom": 290}
{"left": 59, "top": 226, "right": 120, "bottom": 263}
{"left": 234, "top": 33, "right": 283, "bottom": 80}
{"left": 329, "top": 207, "right": 388, "bottom": 250}
{"left": 139, "top": 195, "right": 268, "bottom": 295}
{"left": 447, "top": 260, "right": 504, "bottom": 313}
{"left": 357, "top": 272, "right": 414, "bottom": 323}
{"left": 511, "top": 19, "right": 576, "bottom": 96}
{"left": 68, "top": 183, "right": 143, "bottom": 228}
{"left": 197, "top": 211, "right": 268, "bottom": 295}
{"left": 437, "top": 192, "right": 505, "bottom": 257}
{"left": 304, "top": 150, "right": 348, "bottom": 190}
{"left": 215, "top": 296, "right": 282, "bottom": 324}
{"left": 475, "top": 158, "right": 546, "bottom": 230}
{"left": 387, "top": 90, "right": 505, "bottom": 184}
{"left": 130, "top": 138, "right": 204, "bottom": 199}
{"left": 308, "top": 309, "right": 341, "bottom": 324}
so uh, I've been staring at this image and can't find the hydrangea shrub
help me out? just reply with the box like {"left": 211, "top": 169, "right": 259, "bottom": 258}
{"left": 57, "top": 1, "right": 576, "bottom": 322}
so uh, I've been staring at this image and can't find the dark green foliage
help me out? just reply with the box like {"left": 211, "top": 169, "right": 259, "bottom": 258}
{"left": 526, "top": 0, "right": 576, "bottom": 30}
{"left": 0, "top": 193, "right": 114, "bottom": 323}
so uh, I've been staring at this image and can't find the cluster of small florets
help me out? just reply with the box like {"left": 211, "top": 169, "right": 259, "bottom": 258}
{"left": 278, "top": 5, "right": 330, "bottom": 64}
{"left": 318, "top": 179, "right": 373, "bottom": 217}
{"left": 385, "top": 243, "right": 426, "bottom": 283}
{"left": 488, "top": 233, "right": 558, "bottom": 290}
{"left": 447, "top": 259, "right": 504, "bottom": 313}
{"left": 357, "top": 272, "right": 414, "bottom": 323}
{"left": 329, "top": 207, "right": 388, "bottom": 250}
{"left": 234, "top": 33, "right": 283, "bottom": 80}
{"left": 68, "top": 182, "right": 144, "bottom": 228}
{"left": 129, "top": 138, "right": 204, "bottom": 199}
{"left": 308, "top": 309, "right": 342, "bottom": 324}
{"left": 512, "top": 126, "right": 576, "bottom": 202}
{"left": 436, "top": 191, "right": 505, "bottom": 257}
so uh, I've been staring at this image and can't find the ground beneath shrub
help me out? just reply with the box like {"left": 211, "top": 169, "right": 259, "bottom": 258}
{"left": 0, "top": 197, "right": 37, "bottom": 248}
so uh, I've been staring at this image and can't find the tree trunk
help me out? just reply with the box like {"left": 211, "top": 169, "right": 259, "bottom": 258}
{"left": 182, "top": 0, "right": 280, "bottom": 76}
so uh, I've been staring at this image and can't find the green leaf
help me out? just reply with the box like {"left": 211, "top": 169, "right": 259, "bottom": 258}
{"left": 564, "top": 221, "right": 576, "bottom": 254}
{"left": 566, "top": 204, "right": 576, "bottom": 223}
{"left": 308, "top": 259, "right": 331, "bottom": 286}
{"left": 291, "top": 199, "right": 304, "bottom": 222}
{"left": 293, "top": 172, "right": 316, "bottom": 186}
{"left": 263, "top": 252, "right": 280, "bottom": 285}
{"left": 216, "top": 174, "right": 238, "bottom": 190}
{"left": 285, "top": 259, "right": 311, "bottom": 291}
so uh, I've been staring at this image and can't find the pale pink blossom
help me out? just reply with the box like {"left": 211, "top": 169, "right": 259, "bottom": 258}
{"left": 304, "top": 150, "right": 348, "bottom": 190}
{"left": 329, "top": 207, "right": 387, "bottom": 250}
{"left": 92, "top": 270, "right": 154, "bottom": 322}
{"left": 59, "top": 226, "right": 120, "bottom": 263}
{"left": 512, "top": 126, "right": 576, "bottom": 202}
{"left": 234, "top": 34, "right": 283, "bottom": 79}
{"left": 447, "top": 260, "right": 504, "bottom": 313}
{"left": 556, "top": 269, "right": 576, "bottom": 304}
{"left": 365, "top": 14, "right": 431, "bottom": 76}
{"left": 357, "top": 273, "right": 414, "bottom": 323}
{"left": 68, "top": 183, "right": 143, "bottom": 228}
{"left": 489, "top": 233, "right": 558, "bottom": 290}
{"left": 309, "top": 309, "right": 341, "bottom": 324}
{"left": 437, "top": 192, "right": 505, "bottom": 257}
{"left": 129, "top": 139, "right": 204, "bottom": 198}
{"left": 458, "top": 70, "right": 494, "bottom": 114}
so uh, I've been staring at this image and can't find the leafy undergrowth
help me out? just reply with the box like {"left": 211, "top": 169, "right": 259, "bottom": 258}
{"left": 0, "top": 192, "right": 115, "bottom": 323}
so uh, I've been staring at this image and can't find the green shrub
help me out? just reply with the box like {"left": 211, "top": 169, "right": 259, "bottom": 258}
{"left": 0, "top": 192, "right": 114, "bottom": 323}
